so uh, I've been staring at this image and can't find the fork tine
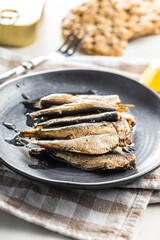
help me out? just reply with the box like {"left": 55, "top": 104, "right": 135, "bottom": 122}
{"left": 63, "top": 31, "right": 80, "bottom": 53}
{"left": 70, "top": 31, "right": 88, "bottom": 55}
{"left": 58, "top": 30, "right": 87, "bottom": 56}
{"left": 57, "top": 31, "right": 74, "bottom": 51}
{"left": 58, "top": 29, "right": 79, "bottom": 52}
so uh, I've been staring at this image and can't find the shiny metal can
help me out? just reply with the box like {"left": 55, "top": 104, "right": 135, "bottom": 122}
{"left": 0, "top": 0, "right": 45, "bottom": 47}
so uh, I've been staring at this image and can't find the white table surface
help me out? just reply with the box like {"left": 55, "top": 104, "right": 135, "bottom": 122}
{"left": 1, "top": 0, "right": 160, "bottom": 240}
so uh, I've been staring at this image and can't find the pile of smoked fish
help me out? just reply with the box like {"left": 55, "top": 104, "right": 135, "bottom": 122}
{"left": 20, "top": 93, "right": 136, "bottom": 171}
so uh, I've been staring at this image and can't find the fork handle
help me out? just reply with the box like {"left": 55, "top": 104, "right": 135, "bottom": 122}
{"left": 0, "top": 55, "right": 46, "bottom": 84}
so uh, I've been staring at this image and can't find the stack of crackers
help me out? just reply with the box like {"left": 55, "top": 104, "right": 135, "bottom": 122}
{"left": 62, "top": 0, "right": 160, "bottom": 56}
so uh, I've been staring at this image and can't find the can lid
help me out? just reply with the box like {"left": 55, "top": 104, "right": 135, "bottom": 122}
{"left": 0, "top": 0, "right": 45, "bottom": 26}
{"left": 0, "top": 9, "right": 19, "bottom": 25}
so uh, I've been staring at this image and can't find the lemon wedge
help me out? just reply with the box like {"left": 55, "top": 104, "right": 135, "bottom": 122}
{"left": 140, "top": 63, "right": 160, "bottom": 93}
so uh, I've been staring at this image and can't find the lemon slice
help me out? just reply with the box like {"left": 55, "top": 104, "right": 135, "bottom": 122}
{"left": 140, "top": 63, "right": 160, "bottom": 93}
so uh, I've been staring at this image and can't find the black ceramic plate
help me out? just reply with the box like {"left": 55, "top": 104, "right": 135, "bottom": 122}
{"left": 0, "top": 69, "right": 160, "bottom": 188}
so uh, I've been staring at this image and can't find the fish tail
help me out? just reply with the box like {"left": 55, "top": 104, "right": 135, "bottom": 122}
{"left": 23, "top": 101, "right": 40, "bottom": 110}
{"left": 20, "top": 130, "right": 36, "bottom": 137}
{"left": 118, "top": 108, "right": 128, "bottom": 112}
{"left": 118, "top": 104, "right": 134, "bottom": 108}
{"left": 18, "top": 136, "right": 38, "bottom": 145}
{"left": 18, "top": 136, "right": 31, "bottom": 143}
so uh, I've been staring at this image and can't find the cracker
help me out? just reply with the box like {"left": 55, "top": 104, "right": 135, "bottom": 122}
{"left": 62, "top": 0, "right": 129, "bottom": 56}
{"left": 113, "top": 0, "right": 160, "bottom": 38}
{"left": 62, "top": 0, "right": 160, "bottom": 56}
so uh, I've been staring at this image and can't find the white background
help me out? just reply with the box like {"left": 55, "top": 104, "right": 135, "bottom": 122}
{"left": 1, "top": 0, "right": 160, "bottom": 239}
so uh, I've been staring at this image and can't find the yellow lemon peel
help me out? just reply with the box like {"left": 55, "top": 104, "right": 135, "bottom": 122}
{"left": 140, "top": 64, "right": 160, "bottom": 93}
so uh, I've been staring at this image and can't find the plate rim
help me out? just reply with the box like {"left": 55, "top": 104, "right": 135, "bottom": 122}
{"left": 0, "top": 68, "right": 160, "bottom": 188}
{"left": 0, "top": 156, "right": 160, "bottom": 188}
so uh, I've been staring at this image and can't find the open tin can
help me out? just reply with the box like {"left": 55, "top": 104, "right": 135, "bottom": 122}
{"left": 0, "top": 0, "right": 45, "bottom": 47}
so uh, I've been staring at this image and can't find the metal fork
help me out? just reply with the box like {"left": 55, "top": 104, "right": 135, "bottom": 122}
{"left": 0, "top": 31, "right": 87, "bottom": 84}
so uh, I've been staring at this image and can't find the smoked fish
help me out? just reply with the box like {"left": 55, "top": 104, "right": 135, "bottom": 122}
{"left": 35, "top": 111, "right": 121, "bottom": 128}
{"left": 20, "top": 133, "right": 120, "bottom": 155}
{"left": 39, "top": 93, "right": 121, "bottom": 108}
{"left": 29, "top": 100, "right": 119, "bottom": 119}
{"left": 50, "top": 151, "right": 136, "bottom": 171}
{"left": 20, "top": 120, "right": 131, "bottom": 143}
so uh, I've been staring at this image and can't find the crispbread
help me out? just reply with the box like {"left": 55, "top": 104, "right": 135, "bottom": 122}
{"left": 62, "top": 0, "right": 160, "bottom": 56}
{"left": 62, "top": 0, "right": 129, "bottom": 56}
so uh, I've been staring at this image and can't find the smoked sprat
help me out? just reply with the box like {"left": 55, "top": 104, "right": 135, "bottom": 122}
{"left": 20, "top": 93, "right": 136, "bottom": 171}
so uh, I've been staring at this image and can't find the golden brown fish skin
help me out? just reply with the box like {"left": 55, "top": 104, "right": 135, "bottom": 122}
{"left": 29, "top": 100, "right": 118, "bottom": 119}
{"left": 35, "top": 111, "right": 121, "bottom": 128}
{"left": 50, "top": 151, "right": 136, "bottom": 171}
{"left": 21, "top": 120, "right": 131, "bottom": 143}
{"left": 21, "top": 122, "right": 117, "bottom": 139}
{"left": 39, "top": 93, "right": 121, "bottom": 108}
{"left": 22, "top": 133, "right": 119, "bottom": 155}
